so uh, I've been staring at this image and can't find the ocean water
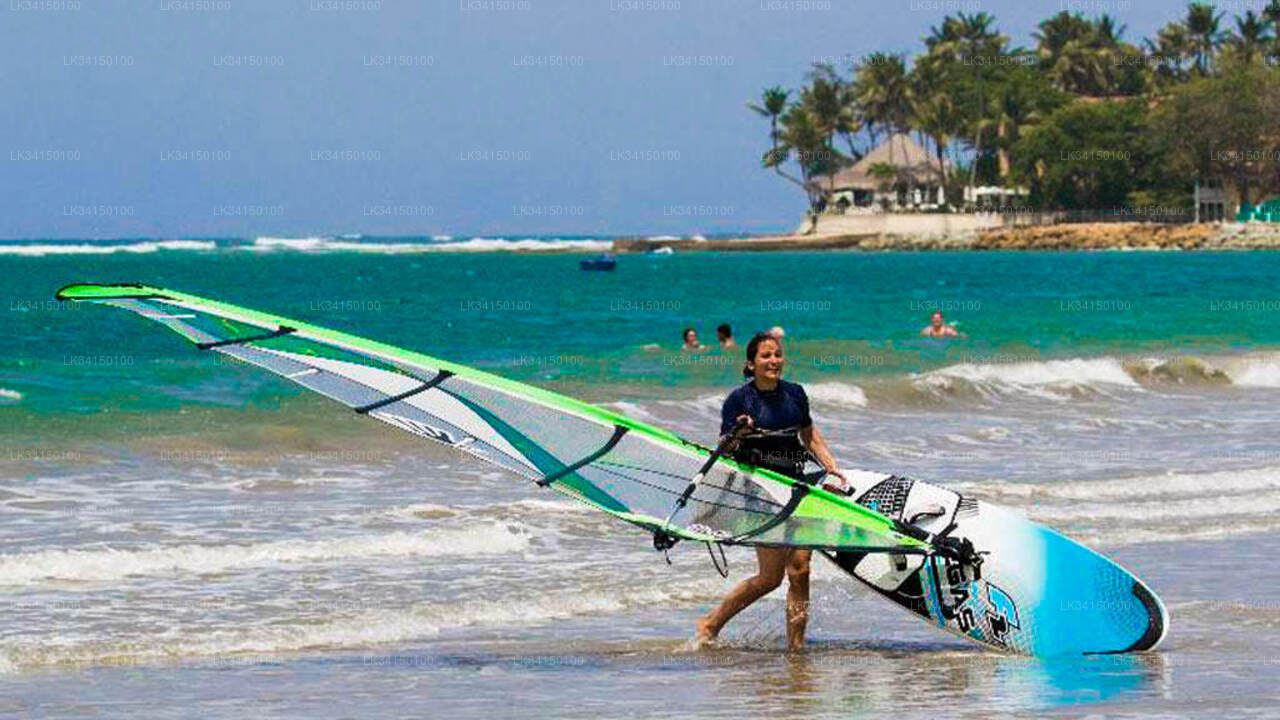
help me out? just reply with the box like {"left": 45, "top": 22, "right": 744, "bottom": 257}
{"left": 2, "top": 238, "right": 1279, "bottom": 717}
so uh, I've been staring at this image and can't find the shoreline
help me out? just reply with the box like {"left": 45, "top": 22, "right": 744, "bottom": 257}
{"left": 5, "top": 223, "right": 1280, "bottom": 256}
{"left": 614, "top": 221, "right": 1280, "bottom": 253}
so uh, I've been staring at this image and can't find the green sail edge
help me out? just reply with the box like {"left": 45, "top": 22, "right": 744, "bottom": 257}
{"left": 55, "top": 282, "right": 925, "bottom": 551}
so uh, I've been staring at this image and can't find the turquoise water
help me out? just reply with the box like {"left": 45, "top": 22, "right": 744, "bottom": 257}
{"left": 3, "top": 243, "right": 1280, "bottom": 718}
{"left": 8, "top": 248, "right": 1280, "bottom": 405}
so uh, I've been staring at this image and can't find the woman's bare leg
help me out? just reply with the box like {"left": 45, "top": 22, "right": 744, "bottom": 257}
{"left": 785, "top": 549, "right": 812, "bottom": 652}
{"left": 695, "top": 547, "right": 788, "bottom": 644}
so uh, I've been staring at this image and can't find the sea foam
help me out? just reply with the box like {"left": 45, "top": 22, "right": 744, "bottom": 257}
{"left": 0, "top": 524, "right": 530, "bottom": 587}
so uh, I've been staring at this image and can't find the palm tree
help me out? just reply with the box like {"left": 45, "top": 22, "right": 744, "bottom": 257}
{"left": 1035, "top": 12, "right": 1093, "bottom": 93}
{"left": 852, "top": 53, "right": 910, "bottom": 148}
{"left": 798, "top": 68, "right": 854, "bottom": 197}
{"left": 1035, "top": 12, "right": 1132, "bottom": 96}
{"left": 853, "top": 53, "right": 912, "bottom": 196}
{"left": 911, "top": 95, "right": 955, "bottom": 190}
{"left": 1057, "top": 39, "right": 1108, "bottom": 94}
{"left": 990, "top": 61, "right": 1055, "bottom": 179}
{"left": 749, "top": 86, "right": 793, "bottom": 183}
{"left": 803, "top": 64, "right": 860, "bottom": 159}
{"left": 1095, "top": 14, "right": 1126, "bottom": 46}
{"left": 774, "top": 104, "right": 841, "bottom": 232}
{"left": 1146, "top": 21, "right": 1194, "bottom": 87}
{"left": 748, "top": 86, "right": 790, "bottom": 159}
{"left": 1034, "top": 11, "right": 1094, "bottom": 65}
{"left": 930, "top": 12, "right": 1007, "bottom": 188}
{"left": 1185, "top": 2, "right": 1225, "bottom": 74}
{"left": 750, "top": 85, "right": 820, "bottom": 226}
{"left": 1092, "top": 15, "right": 1134, "bottom": 96}
{"left": 751, "top": 89, "right": 844, "bottom": 231}
{"left": 909, "top": 56, "right": 959, "bottom": 191}
{"left": 1228, "top": 10, "right": 1274, "bottom": 64}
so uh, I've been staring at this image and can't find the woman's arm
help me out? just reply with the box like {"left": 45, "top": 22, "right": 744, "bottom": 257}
{"left": 800, "top": 425, "right": 847, "bottom": 490}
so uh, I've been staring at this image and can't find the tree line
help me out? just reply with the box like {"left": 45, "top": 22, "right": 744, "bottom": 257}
{"left": 752, "top": 3, "right": 1280, "bottom": 217}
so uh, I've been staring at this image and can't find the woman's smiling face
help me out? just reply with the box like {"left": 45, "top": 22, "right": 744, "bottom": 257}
{"left": 750, "top": 338, "right": 784, "bottom": 381}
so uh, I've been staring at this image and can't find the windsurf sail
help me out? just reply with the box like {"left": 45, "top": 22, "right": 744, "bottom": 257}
{"left": 56, "top": 283, "right": 928, "bottom": 555}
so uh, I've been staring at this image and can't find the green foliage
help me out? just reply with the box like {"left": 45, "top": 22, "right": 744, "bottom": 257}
{"left": 853, "top": 52, "right": 910, "bottom": 144}
{"left": 1151, "top": 57, "right": 1280, "bottom": 206}
{"left": 1034, "top": 11, "right": 1148, "bottom": 96}
{"left": 749, "top": 2, "right": 1280, "bottom": 213}
{"left": 1010, "top": 101, "right": 1149, "bottom": 209}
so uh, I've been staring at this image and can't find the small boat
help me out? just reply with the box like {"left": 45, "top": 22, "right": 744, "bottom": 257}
{"left": 648, "top": 246, "right": 674, "bottom": 255}
{"left": 579, "top": 254, "right": 616, "bottom": 271}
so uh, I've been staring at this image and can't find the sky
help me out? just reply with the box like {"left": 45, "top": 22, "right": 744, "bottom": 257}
{"left": 0, "top": 0, "right": 1197, "bottom": 239}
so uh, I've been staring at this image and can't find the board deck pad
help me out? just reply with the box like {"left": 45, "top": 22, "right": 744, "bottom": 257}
{"left": 826, "top": 471, "right": 1169, "bottom": 657}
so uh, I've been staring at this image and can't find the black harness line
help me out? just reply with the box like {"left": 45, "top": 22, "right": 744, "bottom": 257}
{"left": 353, "top": 370, "right": 454, "bottom": 415}
{"left": 195, "top": 325, "right": 296, "bottom": 350}
{"left": 537, "top": 425, "right": 629, "bottom": 488}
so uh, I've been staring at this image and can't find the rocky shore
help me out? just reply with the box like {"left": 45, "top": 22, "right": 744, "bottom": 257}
{"left": 973, "top": 222, "right": 1280, "bottom": 250}
{"left": 612, "top": 221, "right": 1280, "bottom": 253}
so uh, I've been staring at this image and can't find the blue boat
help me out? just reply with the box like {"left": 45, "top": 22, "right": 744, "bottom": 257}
{"left": 579, "top": 254, "right": 616, "bottom": 271}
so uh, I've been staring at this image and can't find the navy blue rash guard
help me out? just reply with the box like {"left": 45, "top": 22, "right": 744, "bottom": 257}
{"left": 720, "top": 379, "right": 813, "bottom": 479}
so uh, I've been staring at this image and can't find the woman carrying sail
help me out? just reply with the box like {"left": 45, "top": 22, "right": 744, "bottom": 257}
{"left": 694, "top": 331, "right": 848, "bottom": 652}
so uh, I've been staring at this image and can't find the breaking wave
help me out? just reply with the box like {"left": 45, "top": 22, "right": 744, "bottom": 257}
{"left": 956, "top": 465, "right": 1280, "bottom": 547}
{"left": 0, "top": 236, "right": 613, "bottom": 256}
{"left": 0, "top": 524, "right": 530, "bottom": 588}
{"left": 0, "top": 240, "right": 215, "bottom": 256}
{"left": 249, "top": 236, "right": 610, "bottom": 253}
{"left": 0, "top": 575, "right": 723, "bottom": 673}
{"left": 808, "top": 352, "right": 1280, "bottom": 410}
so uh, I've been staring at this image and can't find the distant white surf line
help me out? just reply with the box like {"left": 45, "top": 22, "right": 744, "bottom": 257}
{"left": 0, "top": 575, "right": 726, "bottom": 673}
{"left": 0, "top": 524, "right": 529, "bottom": 588}
{"left": 248, "top": 236, "right": 612, "bottom": 253}
{"left": 0, "top": 236, "right": 616, "bottom": 256}
{"left": 0, "top": 388, "right": 21, "bottom": 405}
{"left": 0, "top": 240, "right": 215, "bottom": 256}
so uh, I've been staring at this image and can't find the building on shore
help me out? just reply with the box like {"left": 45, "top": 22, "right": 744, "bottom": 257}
{"left": 964, "top": 186, "right": 1029, "bottom": 213}
{"left": 1195, "top": 178, "right": 1227, "bottom": 222}
{"left": 817, "top": 133, "right": 949, "bottom": 213}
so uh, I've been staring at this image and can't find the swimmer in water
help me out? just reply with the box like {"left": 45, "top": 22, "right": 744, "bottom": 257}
{"left": 682, "top": 327, "right": 709, "bottom": 352}
{"left": 920, "top": 311, "right": 961, "bottom": 338}
{"left": 716, "top": 323, "right": 737, "bottom": 351}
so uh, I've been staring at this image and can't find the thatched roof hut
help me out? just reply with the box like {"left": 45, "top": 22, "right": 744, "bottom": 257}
{"left": 824, "top": 133, "right": 948, "bottom": 190}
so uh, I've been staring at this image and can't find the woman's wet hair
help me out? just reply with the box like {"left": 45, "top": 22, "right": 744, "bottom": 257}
{"left": 743, "top": 332, "right": 781, "bottom": 379}
{"left": 682, "top": 327, "right": 696, "bottom": 342}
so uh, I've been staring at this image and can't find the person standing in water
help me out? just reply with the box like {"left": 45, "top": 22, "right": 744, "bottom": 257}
{"left": 716, "top": 323, "right": 737, "bottom": 351}
{"left": 920, "top": 310, "right": 960, "bottom": 338}
{"left": 695, "top": 332, "right": 848, "bottom": 652}
{"left": 681, "top": 327, "right": 708, "bottom": 352}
